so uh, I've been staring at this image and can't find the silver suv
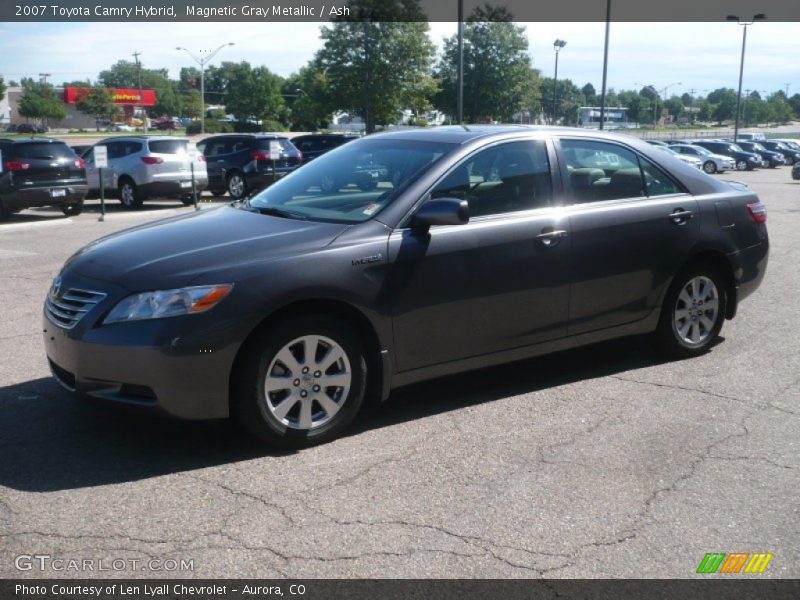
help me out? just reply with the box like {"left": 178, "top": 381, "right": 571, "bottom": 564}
{"left": 84, "top": 136, "right": 208, "bottom": 209}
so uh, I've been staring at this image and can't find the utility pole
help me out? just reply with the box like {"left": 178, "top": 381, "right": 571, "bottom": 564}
{"left": 599, "top": 0, "right": 611, "bottom": 130}
{"left": 38, "top": 73, "right": 51, "bottom": 85}
{"left": 727, "top": 13, "right": 765, "bottom": 143}
{"left": 456, "top": 0, "right": 464, "bottom": 125}
{"left": 177, "top": 43, "right": 235, "bottom": 135}
{"left": 551, "top": 40, "right": 567, "bottom": 125}
{"left": 132, "top": 51, "right": 147, "bottom": 133}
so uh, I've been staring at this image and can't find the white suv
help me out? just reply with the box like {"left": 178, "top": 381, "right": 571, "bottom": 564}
{"left": 84, "top": 136, "right": 208, "bottom": 209}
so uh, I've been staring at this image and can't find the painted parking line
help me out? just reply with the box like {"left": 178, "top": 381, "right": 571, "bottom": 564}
{"left": 0, "top": 218, "right": 74, "bottom": 231}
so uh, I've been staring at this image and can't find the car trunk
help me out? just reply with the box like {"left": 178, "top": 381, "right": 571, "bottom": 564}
{"left": 8, "top": 142, "right": 83, "bottom": 188}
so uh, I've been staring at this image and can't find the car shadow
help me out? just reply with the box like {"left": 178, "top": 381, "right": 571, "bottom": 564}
{"left": 0, "top": 335, "right": 711, "bottom": 493}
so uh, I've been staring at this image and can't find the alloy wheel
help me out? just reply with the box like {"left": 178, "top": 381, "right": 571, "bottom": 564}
{"left": 228, "top": 174, "right": 245, "bottom": 198}
{"left": 673, "top": 276, "right": 719, "bottom": 346}
{"left": 262, "top": 335, "right": 352, "bottom": 430}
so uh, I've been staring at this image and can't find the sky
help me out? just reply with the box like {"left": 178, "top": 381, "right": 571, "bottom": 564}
{"left": 0, "top": 21, "right": 797, "bottom": 98}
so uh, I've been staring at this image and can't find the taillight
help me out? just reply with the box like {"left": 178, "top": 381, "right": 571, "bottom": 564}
{"left": 747, "top": 201, "right": 767, "bottom": 224}
{"left": 296, "top": 151, "right": 303, "bottom": 160}
{"left": 4, "top": 161, "right": 30, "bottom": 171}
{"left": 73, "top": 159, "right": 86, "bottom": 169}
{"left": 251, "top": 151, "right": 270, "bottom": 161}
{"left": 196, "top": 154, "right": 206, "bottom": 162}
{"left": 140, "top": 156, "right": 164, "bottom": 165}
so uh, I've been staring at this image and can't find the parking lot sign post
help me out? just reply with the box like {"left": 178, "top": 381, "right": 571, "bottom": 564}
{"left": 269, "top": 141, "right": 281, "bottom": 184}
{"left": 94, "top": 145, "right": 108, "bottom": 222}
{"left": 190, "top": 161, "right": 199, "bottom": 210}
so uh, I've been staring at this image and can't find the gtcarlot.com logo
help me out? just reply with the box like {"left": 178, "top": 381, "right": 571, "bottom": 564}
{"left": 696, "top": 552, "right": 773, "bottom": 574}
{"left": 15, "top": 554, "right": 195, "bottom": 572}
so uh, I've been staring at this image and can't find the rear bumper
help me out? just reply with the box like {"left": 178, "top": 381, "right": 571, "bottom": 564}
{"left": 1, "top": 184, "right": 87, "bottom": 209}
{"left": 139, "top": 178, "right": 208, "bottom": 199}
{"left": 730, "top": 238, "right": 769, "bottom": 309}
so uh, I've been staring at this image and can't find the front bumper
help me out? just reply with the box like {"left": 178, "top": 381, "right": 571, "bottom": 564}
{"left": 43, "top": 287, "right": 239, "bottom": 420}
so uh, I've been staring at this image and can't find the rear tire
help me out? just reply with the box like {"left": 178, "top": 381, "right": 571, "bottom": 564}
{"left": 60, "top": 198, "right": 84, "bottom": 216}
{"left": 226, "top": 172, "right": 247, "bottom": 200}
{"left": 656, "top": 264, "right": 727, "bottom": 359}
{"left": 233, "top": 314, "right": 367, "bottom": 448}
{"left": 118, "top": 178, "right": 142, "bottom": 210}
{"left": 180, "top": 196, "right": 195, "bottom": 206}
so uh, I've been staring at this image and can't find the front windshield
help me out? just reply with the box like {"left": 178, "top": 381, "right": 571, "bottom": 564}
{"left": 691, "top": 146, "right": 711, "bottom": 156}
{"left": 249, "top": 138, "right": 455, "bottom": 223}
{"left": 729, "top": 144, "right": 744, "bottom": 152}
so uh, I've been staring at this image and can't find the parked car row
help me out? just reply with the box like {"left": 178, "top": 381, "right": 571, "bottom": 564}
{"left": 648, "top": 137, "right": 800, "bottom": 172}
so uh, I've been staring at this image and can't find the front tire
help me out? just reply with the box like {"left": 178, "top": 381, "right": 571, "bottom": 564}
{"left": 656, "top": 264, "right": 727, "bottom": 359}
{"left": 702, "top": 161, "right": 717, "bottom": 174}
{"left": 735, "top": 160, "right": 748, "bottom": 171}
{"left": 60, "top": 198, "right": 84, "bottom": 216}
{"left": 233, "top": 314, "right": 367, "bottom": 448}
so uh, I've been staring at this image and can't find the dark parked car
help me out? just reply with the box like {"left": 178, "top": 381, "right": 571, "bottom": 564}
{"left": 734, "top": 141, "right": 784, "bottom": 168}
{"left": 197, "top": 134, "right": 302, "bottom": 199}
{"left": 290, "top": 133, "right": 359, "bottom": 162}
{"left": 16, "top": 123, "right": 48, "bottom": 135}
{"left": 151, "top": 117, "right": 177, "bottom": 131}
{"left": 1, "top": 137, "right": 87, "bottom": 219}
{"left": 692, "top": 140, "right": 761, "bottom": 171}
{"left": 43, "top": 127, "right": 769, "bottom": 447}
{"left": 759, "top": 140, "right": 800, "bottom": 166}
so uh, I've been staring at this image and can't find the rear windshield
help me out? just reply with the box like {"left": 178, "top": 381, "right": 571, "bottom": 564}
{"left": 12, "top": 142, "right": 75, "bottom": 160}
{"left": 256, "top": 138, "right": 297, "bottom": 154}
{"left": 148, "top": 140, "right": 187, "bottom": 154}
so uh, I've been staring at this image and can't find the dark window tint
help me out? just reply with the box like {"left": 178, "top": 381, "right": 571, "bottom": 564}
{"left": 12, "top": 142, "right": 75, "bottom": 160}
{"left": 256, "top": 138, "right": 298, "bottom": 156}
{"left": 432, "top": 141, "right": 552, "bottom": 217}
{"left": 293, "top": 137, "right": 321, "bottom": 152}
{"left": 561, "top": 139, "right": 643, "bottom": 202}
{"left": 639, "top": 156, "right": 681, "bottom": 196}
{"left": 201, "top": 139, "right": 231, "bottom": 157}
{"left": 148, "top": 140, "right": 187, "bottom": 154}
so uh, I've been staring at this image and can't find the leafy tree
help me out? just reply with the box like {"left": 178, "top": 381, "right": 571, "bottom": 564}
{"left": 18, "top": 79, "right": 67, "bottom": 126}
{"left": 765, "top": 92, "right": 794, "bottom": 124}
{"left": 707, "top": 88, "right": 737, "bottom": 124}
{"left": 537, "top": 77, "right": 582, "bottom": 124}
{"left": 283, "top": 63, "right": 333, "bottom": 130}
{"left": 662, "top": 96, "right": 684, "bottom": 122}
{"left": 581, "top": 83, "right": 596, "bottom": 106}
{"left": 0, "top": 77, "right": 6, "bottom": 103}
{"left": 788, "top": 93, "right": 800, "bottom": 119}
{"left": 317, "top": 0, "right": 436, "bottom": 132}
{"left": 435, "top": 6, "right": 537, "bottom": 123}
{"left": 223, "top": 62, "right": 286, "bottom": 126}
{"left": 76, "top": 85, "right": 117, "bottom": 130}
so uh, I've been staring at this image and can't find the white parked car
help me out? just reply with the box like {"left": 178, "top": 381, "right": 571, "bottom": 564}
{"left": 655, "top": 145, "right": 703, "bottom": 170}
{"left": 669, "top": 144, "right": 735, "bottom": 174}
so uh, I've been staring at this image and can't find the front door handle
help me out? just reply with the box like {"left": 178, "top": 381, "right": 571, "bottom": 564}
{"left": 536, "top": 229, "right": 568, "bottom": 247}
{"left": 670, "top": 209, "right": 694, "bottom": 224}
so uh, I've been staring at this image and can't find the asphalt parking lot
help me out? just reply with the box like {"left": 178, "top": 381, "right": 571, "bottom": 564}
{"left": 0, "top": 168, "right": 798, "bottom": 579}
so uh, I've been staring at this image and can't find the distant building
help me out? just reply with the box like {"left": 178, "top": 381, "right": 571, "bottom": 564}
{"left": 577, "top": 106, "right": 630, "bottom": 129}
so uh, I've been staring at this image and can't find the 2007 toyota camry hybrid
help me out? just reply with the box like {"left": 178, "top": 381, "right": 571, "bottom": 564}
{"left": 43, "top": 126, "right": 769, "bottom": 447}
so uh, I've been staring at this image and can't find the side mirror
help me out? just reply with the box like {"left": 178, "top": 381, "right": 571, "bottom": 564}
{"left": 411, "top": 198, "right": 469, "bottom": 229}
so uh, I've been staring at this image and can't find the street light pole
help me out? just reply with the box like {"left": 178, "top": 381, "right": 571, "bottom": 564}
{"left": 176, "top": 42, "right": 235, "bottom": 134}
{"left": 552, "top": 39, "right": 566, "bottom": 125}
{"left": 599, "top": 0, "right": 611, "bottom": 130}
{"left": 727, "top": 14, "right": 765, "bottom": 143}
{"left": 456, "top": 0, "right": 463, "bottom": 124}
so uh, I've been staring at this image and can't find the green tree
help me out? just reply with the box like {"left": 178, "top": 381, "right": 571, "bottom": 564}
{"left": 435, "top": 6, "right": 537, "bottom": 123}
{"left": 0, "top": 77, "right": 6, "bottom": 103}
{"left": 223, "top": 62, "right": 286, "bottom": 126}
{"left": 788, "top": 93, "right": 800, "bottom": 119}
{"left": 538, "top": 77, "right": 582, "bottom": 124}
{"left": 18, "top": 79, "right": 67, "bottom": 127}
{"left": 581, "top": 83, "right": 596, "bottom": 106}
{"left": 765, "top": 92, "right": 794, "bottom": 124}
{"left": 317, "top": 0, "right": 436, "bottom": 132}
{"left": 283, "top": 63, "right": 333, "bottom": 130}
{"left": 76, "top": 85, "right": 117, "bottom": 131}
{"left": 706, "top": 88, "right": 737, "bottom": 124}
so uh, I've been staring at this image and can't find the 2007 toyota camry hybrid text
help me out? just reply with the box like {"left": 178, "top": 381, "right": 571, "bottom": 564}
{"left": 43, "top": 126, "right": 769, "bottom": 447}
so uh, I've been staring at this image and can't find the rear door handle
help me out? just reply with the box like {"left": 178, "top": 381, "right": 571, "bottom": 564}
{"left": 536, "top": 229, "right": 568, "bottom": 247}
{"left": 669, "top": 209, "right": 694, "bottom": 224}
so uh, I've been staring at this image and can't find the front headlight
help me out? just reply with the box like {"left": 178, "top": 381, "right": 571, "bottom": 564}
{"left": 104, "top": 284, "right": 233, "bottom": 324}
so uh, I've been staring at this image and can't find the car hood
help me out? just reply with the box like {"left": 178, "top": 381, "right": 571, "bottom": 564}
{"left": 64, "top": 205, "right": 349, "bottom": 290}
{"left": 710, "top": 153, "right": 733, "bottom": 162}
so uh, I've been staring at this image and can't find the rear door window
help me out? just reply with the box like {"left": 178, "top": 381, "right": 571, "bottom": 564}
{"left": 148, "top": 140, "right": 187, "bottom": 154}
{"left": 560, "top": 139, "right": 644, "bottom": 202}
{"left": 12, "top": 142, "right": 75, "bottom": 160}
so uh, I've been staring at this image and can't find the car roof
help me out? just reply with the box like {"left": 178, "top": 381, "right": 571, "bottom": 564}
{"left": 97, "top": 136, "right": 189, "bottom": 143}
{"left": 0, "top": 137, "right": 65, "bottom": 144}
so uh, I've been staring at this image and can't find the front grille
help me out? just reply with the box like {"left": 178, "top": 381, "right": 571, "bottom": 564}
{"left": 45, "top": 287, "right": 106, "bottom": 329}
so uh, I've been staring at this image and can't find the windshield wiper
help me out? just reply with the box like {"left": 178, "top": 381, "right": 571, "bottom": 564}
{"left": 246, "top": 205, "right": 308, "bottom": 220}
